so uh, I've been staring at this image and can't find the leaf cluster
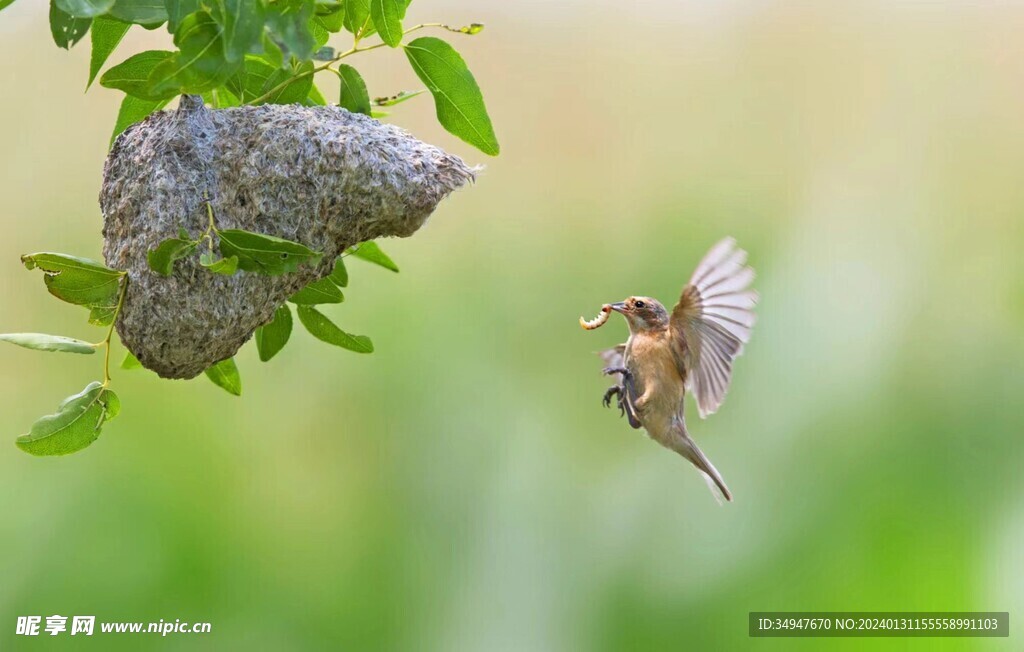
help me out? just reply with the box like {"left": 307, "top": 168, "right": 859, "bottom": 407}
{"left": 145, "top": 203, "right": 390, "bottom": 384}
{"left": 3, "top": 239, "right": 395, "bottom": 456}
{"left": 2, "top": 254, "right": 126, "bottom": 456}
{"left": 11, "top": 0, "right": 500, "bottom": 153}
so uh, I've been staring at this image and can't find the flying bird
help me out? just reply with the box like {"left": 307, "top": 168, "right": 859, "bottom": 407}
{"left": 583, "top": 238, "right": 757, "bottom": 502}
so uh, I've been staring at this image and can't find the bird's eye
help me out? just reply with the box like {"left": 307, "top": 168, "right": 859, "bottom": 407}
{"left": 635, "top": 300, "right": 646, "bottom": 309}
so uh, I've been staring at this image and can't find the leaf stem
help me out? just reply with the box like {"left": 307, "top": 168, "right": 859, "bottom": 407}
{"left": 101, "top": 274, "right": 130, "bottom": 387}
{"left": 246, "top": 42, "right": 387, "bottom": 106}
{"left": 403, "top": 22, "right": 484, "bottom": 36}
{"left": 402, "top": 22, "right": 445, "bottom": 36}
{"left": 203, "top": 199, "right": 218, "bottom": 252}
{"left": 354, "top": 15, "right": 373, "bottom": 46}
{"left": 245, "top": 20, "right": 457, "bottom": 107}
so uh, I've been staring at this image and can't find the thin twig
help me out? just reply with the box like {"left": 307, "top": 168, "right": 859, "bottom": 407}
{"left": 101, "top": 274, "right": 130, "bottom": 387}
{"left": 244, "top": 21, "right": 471, "bottom": 107}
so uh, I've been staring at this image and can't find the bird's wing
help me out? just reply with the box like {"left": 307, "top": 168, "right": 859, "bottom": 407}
{"left": 597, "top": 345, "right": 642, "bottom": 429}
{"left": 598, "top": 344, "right": 626, "bottom": 368}
{"left": 669, "top": 237, "right": 757, "bottom": 418}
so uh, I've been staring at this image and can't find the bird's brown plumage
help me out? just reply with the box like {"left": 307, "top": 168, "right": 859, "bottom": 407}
{"left": 595, "top": 238, "right": 757, "bottom": 502}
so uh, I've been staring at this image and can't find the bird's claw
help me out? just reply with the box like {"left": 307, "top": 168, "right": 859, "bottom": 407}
{"left": 602, "top": 369, "right": 631, "bottom": 418}
{"left": 602, "top": 385, "right": 621, "bottom": 408}
{"left": 602, "top": 384, "right": 629, "bottom": 418}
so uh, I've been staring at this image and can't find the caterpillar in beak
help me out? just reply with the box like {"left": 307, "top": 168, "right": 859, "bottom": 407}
{"left": 579, "top": 304, "right": 612, "bottom": 330}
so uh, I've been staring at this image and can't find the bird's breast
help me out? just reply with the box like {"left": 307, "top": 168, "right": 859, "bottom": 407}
{"left": 625, "top": 331, "right": 686, "bottom": 414}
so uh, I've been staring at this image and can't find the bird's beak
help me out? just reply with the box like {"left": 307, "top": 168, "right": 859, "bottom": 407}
{"left": 609, "top": 302, "right": 628, "bottom": 314}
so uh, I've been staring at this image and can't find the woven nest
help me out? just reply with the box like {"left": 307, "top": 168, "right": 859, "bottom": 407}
{"left": 100, "top": 95, "right": 473, "bottom": 379}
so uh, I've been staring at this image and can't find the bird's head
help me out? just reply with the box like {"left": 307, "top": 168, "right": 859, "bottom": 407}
{"left": 609, "top": 296, "right": 669, "bottom": 333}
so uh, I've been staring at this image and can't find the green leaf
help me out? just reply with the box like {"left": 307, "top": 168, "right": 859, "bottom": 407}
{"left": 229, "top": 56, "right": 312, "bottom": 105}
{"left": 88, "top": 303, "right": 117, "bottom": 326}
{"left": 148, "top": 11, "right": 240, "bottom": 95}
{"left": 297, "top": 306, "right": 373, "bottom": 353}
{"left": 103, "top": 389, "right": 121, "bottom": 420}
{"left": 314, "top": 5, "right": 344, "bottom": 32}
{"left": 109, "top": 0, "right": 167, "bottom": 25}
{"left": 289, "top": 277, "right": 343, "bottom": 305}
{"left": 21, "top": 253, "right": 123, "bottom": 309}
{"left": 309, "top": 16, "right": 329, "bottom": 49}
{"left": 101, "top": 49, "right": 176, "bottom": 99}
{"left": 370, "top": 0, "right": 403, "bottom": 47}
{"left": 255, "top": 305, "right": 292, "bottom": 361}
{"left": 165, "top": 0, "right": 199, "bottom": 32}
{"left": 217, "top": 229, "right": 321, "bottom": 276}
{"left": 50, "top": 1, "right": 92, "bottom": 50}
{"left": 0, "top": 333, "right": 97, "bottom": 354}
{"left": 21, "top": 252, "right": 119, "bottom": 275}
{"left": 335, "top": 63, "right": 370, "bottom": 115}
{"left": 88, "top": 15, "right": 131, "bottom": 88}
{"left": 314, "top": 1, "right": 343, "bottom": 14}
{"left": 110, "top": 94, "right": 169, "bottom": 146}
{"left": 147, "top": 237, "right": 196, "bottom": 276}
{"left": 215, "top": 0, "right": 265, "bottom": 63}
{"left": 15, "top": 382, "right": 117, "bottom": 456}
{"left": 373, "top": 89, "right": 423, "bottom": 106}
{"left": 404, "top": 37, "right": 499, "bottom": 156}
{"left": 55, "top": 0, "right": 114, "bottom": 18}
{"left": 261, "top": 32, "right": 283, "bottom": 67}
{"left": 171, "top": 10, "right": 240, "bottom": 89}
{"left": 349, "top": 240, "right": 398, "bottom": 272}
{"left": 307, "top": 82, "right": 326, "bottom": 105}
{"left": 328, "top": 256, "right": 348, "bottom": 287}
{"left": 226, "top": 56, "right": 268, "bottom": 101}
{"left": 199, "top": 251, "right": 239, "bottom": 274}
{"left": 121, "top": 351, "right": 142, "bottom": 369}
{"left": 343, "top": 0, "right": 370, "bottom": 36}
{"left": 0, "top": 0, "right": 20, "bottom": 12}
{"left": 266, "top": 1, "right": 316, "bottom": 60}
{"left": 268, "top": 61, "right": 314, "bottom": 104}
{"left": 201, "top": 85, "right": 242, "bottom": 107}
{"left": 205, "top": 358, "right": 241, "bottom": 396}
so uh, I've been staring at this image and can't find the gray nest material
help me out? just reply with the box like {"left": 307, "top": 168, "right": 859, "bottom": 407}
{"left": 101, "top": 95, "right": 474, "bottom": 379}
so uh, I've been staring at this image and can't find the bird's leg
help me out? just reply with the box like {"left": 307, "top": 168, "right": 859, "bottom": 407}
{"left": 601, "top": 367, "right": 634, "bottom": 419}
{"left": 602, "top": 366, "right": 631, "bottom": 379}
{"left": 616, "top": 386, "right": 629, "bottom": 417}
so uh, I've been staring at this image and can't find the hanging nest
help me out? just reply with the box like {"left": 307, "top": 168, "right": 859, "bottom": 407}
{"left": 100, "top": 95, "right": 473, "bottom": 379}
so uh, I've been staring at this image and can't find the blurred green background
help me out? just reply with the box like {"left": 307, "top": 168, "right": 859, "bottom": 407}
{"left": 1, "top": 1, "right": 1022, "bottom": 650}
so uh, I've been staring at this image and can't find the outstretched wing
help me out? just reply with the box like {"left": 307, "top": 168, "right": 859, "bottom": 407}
{"left": 670, "top": 238, "right": 757, "bottom": 418}
{"left": 598, "top": 345, "right": 642, "bottom": 429}
{"left": 598, "top": 344, "right": 626, "bottom": 369}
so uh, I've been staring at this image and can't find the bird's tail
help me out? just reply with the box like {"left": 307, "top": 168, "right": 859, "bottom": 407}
{"left": 669, "top": 418, "right": 733, "bottom": 503}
